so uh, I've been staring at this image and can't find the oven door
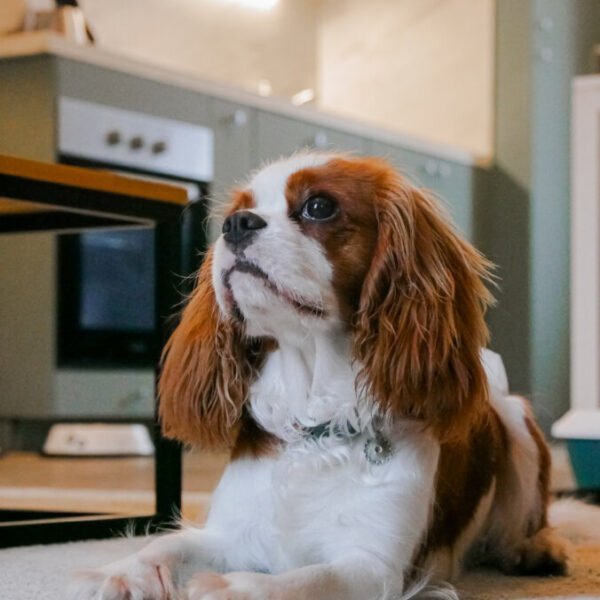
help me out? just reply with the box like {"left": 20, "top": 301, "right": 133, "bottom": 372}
{"left": 57, "top": 155, "right": 209, "bottom": 368}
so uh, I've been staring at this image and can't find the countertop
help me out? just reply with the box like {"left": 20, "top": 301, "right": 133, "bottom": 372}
{"left": 0, "top": 31, "right": 491, "bottom": 168}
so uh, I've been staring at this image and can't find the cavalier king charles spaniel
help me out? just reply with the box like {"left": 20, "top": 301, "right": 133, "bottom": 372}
{"left": 71, "top": 154, "right": 567, "bottom": 600}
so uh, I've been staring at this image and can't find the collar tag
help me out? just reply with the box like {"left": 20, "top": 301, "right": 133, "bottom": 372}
{"left": 364, "top": 434, "right": 394, "bottom": 465}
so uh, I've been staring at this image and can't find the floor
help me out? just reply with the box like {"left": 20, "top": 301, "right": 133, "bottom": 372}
{"left": 1, "top": 500, "right": 599, "bottom": 600}
{"left": 0, "top": 449, "right": 229, "bottom": 520}
{"left": 0, "top": 445, "right": 577, "bottom": 521}
{"left": 0, "top": 446, "right": 597, "bottom": 599}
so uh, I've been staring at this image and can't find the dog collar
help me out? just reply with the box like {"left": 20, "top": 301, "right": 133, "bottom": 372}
{"left": 303, "top": 421, "right": 359, "bottom": 439}
{"left": 303, "top": 421, "right": 394, "bottom": 465}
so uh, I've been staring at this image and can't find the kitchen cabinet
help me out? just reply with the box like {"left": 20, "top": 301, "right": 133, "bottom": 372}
{"left": 0, "top": 51, "right": 484, "bottom": 432}
{"left": 483, "top": 0, "right": 600, "bottom": 432}
{"left": 254, "top": 111, "right": 369, "bottom": 166}
{"left": 370, "top": 141, "right": 477, "bottom": 239}
{"left": 0, "top": 55, "right": 479, "bottom": 243}
{"left": 208, "top": 99, "right": 256, "bottom": 240}
{"left": 57, "top": 57, "right": 214, "bottom": 127}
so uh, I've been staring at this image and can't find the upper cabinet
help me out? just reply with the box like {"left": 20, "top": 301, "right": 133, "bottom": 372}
{"left": 0, "top": 55, "right": 483, "bottom": 244}
{"left": 209, "top": 101, "right": 255, "bottom": 197}
{"left": 204, "top": 103, "right": 479, "bottom": 241}
{"left": 370, "top": 142, "right": 478, "bottom": 238}
{"left": 206, "top": 99, "right": 255, "bottom": 240}
{"left": 254, "top": 111, "right": 369, "bottom": 166}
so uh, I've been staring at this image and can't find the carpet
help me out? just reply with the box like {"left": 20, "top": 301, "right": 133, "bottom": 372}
{"left": 0, "top": 500, "right": 598, "bottom": 599}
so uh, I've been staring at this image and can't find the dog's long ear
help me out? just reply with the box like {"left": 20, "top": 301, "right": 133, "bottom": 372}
{"left": 159, "top": 249, "right": 263, "bottom": 450}
{"left": 353, "top": 176, "right": 494, "bottom": 442}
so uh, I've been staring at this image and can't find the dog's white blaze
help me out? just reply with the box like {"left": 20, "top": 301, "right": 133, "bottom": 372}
{"left": 248, "top": 153, "right": 334, "bottom": 214}
{"left": 212, "top": 153, "right": 339, "bottom": 337}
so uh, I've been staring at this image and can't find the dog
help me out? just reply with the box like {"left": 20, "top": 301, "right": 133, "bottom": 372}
{"left": 70, "top": 153, "right": 567, "bottom": 599}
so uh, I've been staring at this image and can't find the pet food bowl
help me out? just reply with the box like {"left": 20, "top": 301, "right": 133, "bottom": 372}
{"left": 565, "top": 439, "right": 600, "bottom": 488}
{"left": 43, "top": 423, "right": 154, "bottom": 457}
{"left": 552, "top": 410, "right": 600, "bottom": 489}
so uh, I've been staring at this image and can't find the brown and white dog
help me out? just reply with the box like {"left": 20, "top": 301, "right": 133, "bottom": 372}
{"left": 70, "top": 154, "right": 567, "bottom": 600}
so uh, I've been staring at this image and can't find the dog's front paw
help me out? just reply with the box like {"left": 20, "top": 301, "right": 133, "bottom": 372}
{"left": 185, "top": 571, "right": 276, "bottom": 600}
{"left": 68, "top": 558, "right": 179, "bottom": 600}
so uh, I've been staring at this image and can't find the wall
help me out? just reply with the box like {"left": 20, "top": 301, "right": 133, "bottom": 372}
{"left": 529, "top": 0, "right": 600, "bottom": 431}
{"left": 482, "top": 0, "right": 600, "bottom": 433}
{"left": 77, "top": 0, "right": 494, "bottom": 157}
{"left": 79, "top": 0, "right": 318, "bottom": 100}
{"left": 316, "top": 0, "right": 495, "bottom": 157}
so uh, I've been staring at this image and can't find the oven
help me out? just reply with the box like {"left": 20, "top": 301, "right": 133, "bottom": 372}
{"left": 0, "top": 98, "right": 215, "bottom": 544}
{"left": 56, "top": 97, "right": 213, "bottom": 371}
{"left": 38, "top": 98, "right": 214, "bottom": 428}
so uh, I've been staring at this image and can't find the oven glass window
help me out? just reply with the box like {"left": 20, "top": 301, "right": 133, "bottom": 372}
{"left": 80, "top": 229, "right": 155, "bottom": 332}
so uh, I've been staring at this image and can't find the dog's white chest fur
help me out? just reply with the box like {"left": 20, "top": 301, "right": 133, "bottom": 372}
{"left": 206, "top": 427, "right": 440, "bottom": 577}
{"left": 248, "top": 331, "right": 363, "bottom": 440}
{"left": 204, "top": 332, "right": 440, "bottom": 576}
{"left": 208, "top": 277, "right": 441, "bottom": 577}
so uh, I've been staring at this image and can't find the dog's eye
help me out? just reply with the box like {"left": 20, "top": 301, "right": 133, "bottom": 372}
{"left": 301, "top": 196, "right": 338, "bottom": 221}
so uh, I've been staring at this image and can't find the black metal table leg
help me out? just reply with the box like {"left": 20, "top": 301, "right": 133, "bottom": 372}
{"left": 0, "top": 155, "right": 191, "bottom": 546}
{"left": 154, "top": 219, "right": 183, "bottom": 523}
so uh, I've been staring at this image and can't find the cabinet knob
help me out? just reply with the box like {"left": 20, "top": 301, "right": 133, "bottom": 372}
{"left": 313, "top": 131, "right": 328, "bottom": 148}
{"left": 536, "top": 46, "right": 553, "bottom": 62}
{"left": 422, "top": 160, "right": 439, "bottom": 177}
{"left": 421, "top": 160, "right": 452, "bottom": 180}
{"left": 439, "top": 163, "right": 452, "bottom": 178}
{"left": 223, "top": 109, "right": 248, "bottom": 127}
{"left": 536, "top": 16, "right": 554, "bottom": 31}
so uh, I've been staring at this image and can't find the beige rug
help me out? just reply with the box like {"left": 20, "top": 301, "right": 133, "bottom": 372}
{"left": 459, "top": 545, "right": 600, "bottom": 599}
{"left": 458, "top": 500, "right": 600, "bottom": 599}
{"left": 0, "top": 499, "right": 598, "bottom": 599}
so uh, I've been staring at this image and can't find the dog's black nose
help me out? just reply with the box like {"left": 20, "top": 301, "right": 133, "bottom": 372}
{"left": 222, "top": 210, "right": 267, "bottom": 250}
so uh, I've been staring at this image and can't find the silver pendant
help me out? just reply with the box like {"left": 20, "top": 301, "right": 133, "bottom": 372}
{"left": 364, "top": 434, "right": 393, "bottom": 465}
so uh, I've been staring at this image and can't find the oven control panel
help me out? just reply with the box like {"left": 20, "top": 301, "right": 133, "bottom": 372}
{"left": 58, "top": 96, "right": 214, "bottom": 182}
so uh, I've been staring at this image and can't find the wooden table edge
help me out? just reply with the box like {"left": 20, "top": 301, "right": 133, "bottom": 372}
{"left": 0, "top": 154, "right": 189, "bottom": 206}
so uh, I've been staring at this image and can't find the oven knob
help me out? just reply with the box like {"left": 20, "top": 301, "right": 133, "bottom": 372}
{"left": 129, "top": 136, "right": 145, "bottom": 150}
{"left": 105, "top": 130, "right": 121, "bottom": 146}
{"left": 151, "top": 141, "right": 167, "bottom": 155}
